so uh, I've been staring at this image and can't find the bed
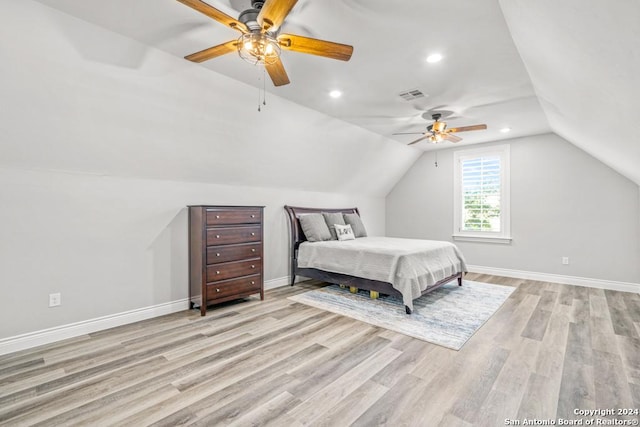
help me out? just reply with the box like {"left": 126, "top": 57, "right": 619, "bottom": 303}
{"left": 284, "top": 205, "right": 467, "bottom": 314}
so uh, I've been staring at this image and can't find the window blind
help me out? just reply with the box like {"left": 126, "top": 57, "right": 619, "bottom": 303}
{"left": 461, "top": 155, "right": 501, "bottom": 232}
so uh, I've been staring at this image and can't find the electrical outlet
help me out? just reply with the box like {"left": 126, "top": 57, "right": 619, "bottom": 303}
{"left": 562, "top": 257, "right": 569, "bottom": 265}
{"left": 49, "top": 293, "right": 61, "bottom": 307}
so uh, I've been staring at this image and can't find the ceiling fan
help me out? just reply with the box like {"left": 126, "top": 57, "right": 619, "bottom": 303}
{"left": 394, "top": 113, "right": 487, "bottom": 145}
{"left": 176, "top": 0, "right": 354, "bottom": 86}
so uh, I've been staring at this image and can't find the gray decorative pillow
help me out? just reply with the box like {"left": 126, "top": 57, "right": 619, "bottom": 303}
{"left": 322, "top": 212, "right": 346, "bottom": 240}
{"left": 299, "top": 213, "right": 332, "bottom": 242}
{"left": 343, "top": 213, "right": 368, "bottom": 238}
{"left": 335, "top": 224, "right": 356, "bottom": 241}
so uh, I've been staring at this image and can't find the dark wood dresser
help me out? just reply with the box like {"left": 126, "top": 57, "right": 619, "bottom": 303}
{"left": 189, "top": 205, "right": 264, "bottom": 316}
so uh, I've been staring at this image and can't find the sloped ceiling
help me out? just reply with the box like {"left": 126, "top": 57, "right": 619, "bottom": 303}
{"left": 0, "top": 1, "right": 419, "bottom": 197}
{"left": 499, "top": 0, "right": 640, "bottom": 186}
{"left": 15, "top": 0, "right": 640, "bottom": 187}
{"left": 32, "top": 0, "right": 550, "bottom": 148}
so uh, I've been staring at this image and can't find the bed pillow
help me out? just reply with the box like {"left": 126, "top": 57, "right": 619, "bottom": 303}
{"left": 334, "top": 224, "right": 356, "bottom": 241}
{"left": 343, "top": 213, "right": 368, "bottom": 238}
{"left": 299, "top": 213, "right": 332, "bottom": 242}
{"left": 322, "top": 212, "right": 346, "bottom": 240}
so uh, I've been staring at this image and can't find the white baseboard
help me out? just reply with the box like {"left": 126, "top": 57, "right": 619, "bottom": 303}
{"left": 0, "top": 276, "right": 307, "bottom": 356}
{"left": 467, "top": 265, "right": 640, "bottom": 294}
{"left": 264, "top": 275, "right": 308, "bottom": 290}
{"left": 0, "top": 298, "right": 190, "bottom": 356}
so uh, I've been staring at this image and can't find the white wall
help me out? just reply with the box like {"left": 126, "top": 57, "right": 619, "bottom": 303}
{"left": 0, "top": 168, "right": 384, "bottom": 338}
{"left": 386, "top": 133, "right": 640, "bottom": 284}
{"left": 0, "top": 1, "right": 419, "bottom": 340}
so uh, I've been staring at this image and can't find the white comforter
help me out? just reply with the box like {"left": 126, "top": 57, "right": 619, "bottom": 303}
{"left": 297, "top": 236, "right": 467, "bottom": 310}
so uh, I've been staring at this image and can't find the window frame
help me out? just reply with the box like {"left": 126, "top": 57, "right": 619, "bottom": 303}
{"left": 452, "top": 144, "right": 511, "bottom": 244}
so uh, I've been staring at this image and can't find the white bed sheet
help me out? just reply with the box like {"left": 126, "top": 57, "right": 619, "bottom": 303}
{"left": 297, "top": 236, "right": 468, "bottom": 310}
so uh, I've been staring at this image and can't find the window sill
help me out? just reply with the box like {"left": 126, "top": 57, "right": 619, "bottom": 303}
{"left": 452, "top": 234, "right": 512, "bottom": 244}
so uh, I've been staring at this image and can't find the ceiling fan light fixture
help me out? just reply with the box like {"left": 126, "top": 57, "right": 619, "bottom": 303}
{"left": 237, "top": 32, "right": 281, "bottom": 65}
{"left": 428, "top": 133, "right": 443, "bottom": 143}
{"left": 329, "top": 90, "right": 342, "bottom": 98}
{"left": 500, "top": 127, "right": 512, "bottom": 133}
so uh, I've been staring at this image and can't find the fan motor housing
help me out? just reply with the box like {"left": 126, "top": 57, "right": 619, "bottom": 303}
{"left": 238, "top": 8, "right": 261, "bottom": 32}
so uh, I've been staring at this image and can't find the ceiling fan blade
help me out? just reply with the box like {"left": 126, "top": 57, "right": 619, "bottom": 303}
{"left": 177, "top": 0, "right": 247, "bottom": 33}
{"left": 278, "top": 34, "right": 353, "bottom": 61}
{"left": 185, "top": 40, "right": 238, "bottom": 62}
{"left": 257, "top": 0, "right": 298, "bottom": 31}
{"left": 408, "top": 135, "right": 431, "bottom": 146}
{"left": 392, "top": 132, "right": 425, "bottom": 135}
{"left": 265, "top": 57, "right": 290, "bottom": 86}
{"left": 447, "top": 124, "right": 487, "bottom": 133}
{"left": 444, "top": 134, "right": 463, "bottom": 143}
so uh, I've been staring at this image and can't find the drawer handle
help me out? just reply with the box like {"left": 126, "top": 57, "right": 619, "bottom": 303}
{"left": 216, "top": 270, "right": 220, "bottom": 275}
{"left": 251, "top": 214, "right": 256, "bottom": 218}
{"left": 251, "top": 232, "right": 255, "bottom": 236}
{"left": 251, "top": 281, "right": 255, "bottom": 285}
{"left": 251, "top": 265, "right": 255, "bottom": 269}
{"left": 216, "top": 288, "right": 220, "bottom": 292}
{"left": 251, "top": 249, "right": 256, "bottom": 253}
{"left": 216, "top": 235, "right": 220, "bottom": 239}
{"left": 216, "top": 253, "right": 220, "bottom": 257}
{"left": 216, "top": 215, "right": 220, "bottom": 219}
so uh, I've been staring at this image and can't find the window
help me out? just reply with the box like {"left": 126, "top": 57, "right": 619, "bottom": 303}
{"left": 453, "top": 145, "right": 511, "bottom": 243}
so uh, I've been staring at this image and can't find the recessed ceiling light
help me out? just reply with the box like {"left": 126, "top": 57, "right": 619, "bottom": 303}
{"left": 426, "top": 53, "right": 443, "bottom": 63}
{"left": 500, "top": 127, "right": 511, "bottom": 133}
{"left": 329, "top": 90, "right": 342, "bottom": 98}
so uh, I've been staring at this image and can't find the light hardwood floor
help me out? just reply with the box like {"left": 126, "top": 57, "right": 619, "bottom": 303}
{"left": 1, "top": 274, "right": 639, "bottom": 426}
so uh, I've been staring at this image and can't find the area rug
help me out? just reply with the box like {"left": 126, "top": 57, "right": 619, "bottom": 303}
{"left": 288, "top": 280, "right": 515, "bottom": 350}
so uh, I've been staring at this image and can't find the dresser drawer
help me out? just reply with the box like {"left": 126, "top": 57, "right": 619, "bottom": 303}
{"left": 206, "top": 208, "right": 262, "bottom": 226}
{"left": 206, "top": 274, "right": 261, "bottom": 301}
{"left": 207, "top": 258, "right": 261, "bottom": 282}
{"left": 206, "top": 226, "right": 261, "bottom": 246}
{"left": 207, "top": 242, "right": 262, "bottom": 264}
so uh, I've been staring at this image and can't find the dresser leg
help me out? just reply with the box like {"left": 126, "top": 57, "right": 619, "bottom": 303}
{"left": 200, "top": 304, "right": 206, "bottom": 316}
{"left": 260, "top": 290, "right": 264, "bottom": 300}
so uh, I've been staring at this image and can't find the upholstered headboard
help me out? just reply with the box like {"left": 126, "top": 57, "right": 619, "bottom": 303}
{"left": 284, "top": 205, "right": 360, "bottom": 253}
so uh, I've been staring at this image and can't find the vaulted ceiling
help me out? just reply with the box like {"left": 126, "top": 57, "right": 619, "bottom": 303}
{"left": 31, "top": 0, "right": 640, "bottom": 185}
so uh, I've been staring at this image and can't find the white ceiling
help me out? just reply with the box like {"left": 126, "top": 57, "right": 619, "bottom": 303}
{"left": 32, "top": 0, "right": 639, "bottom": 185}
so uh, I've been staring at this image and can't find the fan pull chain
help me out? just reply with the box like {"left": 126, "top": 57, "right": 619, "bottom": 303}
{"left": 257, "top": 67, "right": 268, "bottom": 112}
{"left": 435, "top": 151, "right": 439, "bottom": 168}
{"left": 263, "top": 67, "right": 267, "bottom": 107}
{"left": 257, "top": 71, "right": 261, "bottom": 112}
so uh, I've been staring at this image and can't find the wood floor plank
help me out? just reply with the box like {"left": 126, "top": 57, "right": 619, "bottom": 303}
{"left": 592, "top": 349, "right": 635, "bottom": 412}
{"left": 448, "top": 346, "right": 511, "bottom": 423}
{"left": 349, "top": 373, "right": 429, "bottom": 427}
{"left": 308, "top": 380, "right": 388, "bottom": 427}
{"left": 558, "top": 285, "right": 575, "bottom": 306}
{"left": 590, "top": 314, "right": 619, "bottom": 354}
{"left": 120, "top": 344, "right": 327, "bottom": 427}
{"left": 616, "top": 335, "right": 640, "bottom": 382}
{"left": 556, "top": 322, "right": 595, "bottom": 419}
{"left": 605, "top": 290, "right": 639, "bottom": 338}
{"left": 286, "top": 333, "right": 391, "bottom": 401}
{"left": 287, "top": 346, "right": 401, "bottom": 424}
{"left": 227, "top": 391, "right": 301, "bottom": 427}
{"left": 630, "top": 382, "right": 640, "bottom": 407}
{"left": 371, "top": 338, "right": 432, "bottom": 388}
{"left": 1, "top": 277, "right": 638, "bottom": 426}
{"left": 517, "top": 372, "right": 559, "bottom": 420}
{"left": 624, "top": 296, "right": 640, "bottom": 322}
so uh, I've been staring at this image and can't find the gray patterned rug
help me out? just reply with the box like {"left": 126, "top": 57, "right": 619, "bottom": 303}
{"left": 289, "top": 280, "right": 515, "bottom": 350}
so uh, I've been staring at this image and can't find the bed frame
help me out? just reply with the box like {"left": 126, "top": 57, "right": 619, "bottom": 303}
{"left": 284, "top": 205, "right": 463, "bottom": 314}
